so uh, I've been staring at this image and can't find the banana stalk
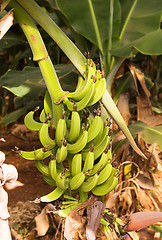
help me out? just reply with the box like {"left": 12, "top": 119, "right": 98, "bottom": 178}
{"left": 8, "top": 0, "right": 65, "bottom": 126}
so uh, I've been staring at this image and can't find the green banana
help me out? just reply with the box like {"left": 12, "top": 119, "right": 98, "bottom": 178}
{"left": 59, "top": 202, "right": 81, "bottom": 218}
{"left": 97, "top": 163, "right": 113, "bottom": 185}
{"left": 24, "top": 107, "right": 42, "bottom": 131}
{"left": 69, "top": 172, "right": 86, "bottom": 190}
{"left": 71, "top": 153, "right": 82, "bottom": 177}
{"left": 39, "top": 121, "right": 56, "bottom": 149}
{"left": 68, "top": 62, "right": 95, "bottom": 101}
{"left": 49, "top": 158, "right": 58, "bottom": 181}
{"left": 92, "top": 175, "right": 118, "bottom": 196}
{"left": 19, "top": 148, "right": 52, "bottom": 160}
{"left": 93, "top": 135, "right": 111, "bottom": 160}
{"left": 67, "top": 128, "right": 88, "bottom": 154}
{"left": 82, "top": 146, "right": 94, "bottom": 172}
{"left": 67, "top": 105, "right": 81, "bottom": 142}
{"left": 90, "top": 148, "right": 111, "bottom": 175}
{"left": 44, "top": 90, "right": 53, "bottom": 117}
{"left": 39, "top": 108, "right": 46, "bottom": 122}
{"left": 55, "top": 110, "right": 67, "bottom": 147}
{"left": 56, "top": 171, "right": 69, "bottom": 190}
{"left": 78, "top": 189, "right": 88, "bottom": 202}
{"left": 42, "top": 174, "right": 56, "bottom": 186}
{"left": 35, "top": 159, "right": 50, "bottom": 176}
{"left": 87, "top": 111, "right": 104, "bottom": 143}
{"left": 64, "top": 80, "right": 95, "bottom": 111}
{"left": 41, "top": 186, "right": 65, "bottom": 202}
{"left": 56, "top": 139, "right": 68, "bottom": 163}
{"left": 75, "top": 75, "right": 85, "bottom": 91}
{"left": 80, "top": 172, "right": 99, "bottom": 192}
{"left": 87, "top": 72, "right": 106, "bottom": 106}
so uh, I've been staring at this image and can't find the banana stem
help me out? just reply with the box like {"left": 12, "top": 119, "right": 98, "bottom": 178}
{"left": 15, "top": 0, "right": 87, "bottom": 76}
{"left": 8, "top": 1, "right": 65, "bottom": 126}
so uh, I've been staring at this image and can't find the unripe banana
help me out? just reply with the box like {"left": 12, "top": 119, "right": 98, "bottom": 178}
{"left": 80, "top": 172, "right": 99, "bottom": 192}
{"left": 59, "top": 202, "right": 81, "bottom": 218}
{"left": 24, "top": 107, "right": 43, "bottom": 131}
{"left": 71, "top": 153, "right": 82, "bottom": 177}
{"left": 82, "top": 146, "right": 94, "bottom": 172}
{"left": 69, "top": 172, "right": 86, "bottom": 190}
{"left": 39, "top": 108, "right": 46, "bottom": 122}
{"left": 92, "top": 175, "right": 118, "bottom": 196}
{"left": 64, "top": 80, "right": 95, "bottom": 111}
{"left": 68, "top": 62, "right": 95, "bottom": 101}
{"left": 93, "top": 135, "right": 111, "bottom": 160}
{"left": 35, "top": 160, "right": 50, "bottom": 176}
{"left": 55, "top": 110, "right": 67, "bottom": 147}
{"left": 41, "top": 186, "right": 65, "bottom": 202}
{"left": 56, "top": 171, "right": 69, "bottom": 190}
{"left": 35, "top": 148, "right": 52, "bottom": 160}
{"left": 19, "top": 148, "right": 52, "bottom": 161}
{"left": 78, "top": 189, "right": 88, "bottom": 202}
{"left": 97, "top": 163, "right": 112, "bottom": 185}
{"left": 44, "top": 90, "right": 53, "bottom": 117}
{"left": 67, "top": 104, "right": 81, "bottom": 142}
{"left": 56, "top": 139, "right": 68, "bottom": 163}
{"left": 67, "top": 128, "right": 88, "bottom": 154}
{"left": 42, "top": 174, "right": 56, "bottom": 186}
{"left": 87, "top": 110, "right": 104, "bottom": 143}
{"left": 90, "top": 147, "right": 111, "bottom": 175}
{"left": 39, "top": 121, "right": 56, "bottom": 149}
{"left": 87, "top": 72, "right": 106, "bottom": 106}
{"left": 49, "top": 158, "right": 58, "bottom": 181}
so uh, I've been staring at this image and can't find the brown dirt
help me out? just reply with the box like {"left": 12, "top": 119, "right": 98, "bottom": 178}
{"left": 0, "top": 127, "right": 54, "bottom": 207}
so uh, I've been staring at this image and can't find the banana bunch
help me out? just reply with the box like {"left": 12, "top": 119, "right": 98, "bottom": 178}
{"left": 19, "top": 59, "right": 118, "bottom": 206}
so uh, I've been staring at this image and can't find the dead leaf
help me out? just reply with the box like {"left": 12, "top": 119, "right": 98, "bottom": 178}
{"left": 35, "top": 204, "right": 56, "bottom": 237}
{"left": 137, "top": 95, "right": 162, "bottom": 126}
{"left": 64, "top": 195, "right": 98, "bottom": 240}
{"left": 0, "top": 9, "right": 14, "bottom": 40}
{"left": 5, "top": 180, "right": 24, "bottom": 190}
{"left": 136, "top": 173, "right": 154, "bottom": 190}
{"left": 117, "top": 93, "right": 131, "bottom": 126}
{"left": 86, "top": 201, "right": 105, "bottom": 240}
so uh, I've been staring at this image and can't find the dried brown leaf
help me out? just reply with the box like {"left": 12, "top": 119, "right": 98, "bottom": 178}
{"left": 86, "top": 201, "right": 105, "bottom": 240}
{"left": 35, "top": 204, "right": 56, "bottom": 237}
{"left": 0, "top": 9, "right": 14, "bottom": 39}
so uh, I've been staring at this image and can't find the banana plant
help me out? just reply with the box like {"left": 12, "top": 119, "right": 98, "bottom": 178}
{"left": 3, "top": 0, "right": 162, "bottom": 158}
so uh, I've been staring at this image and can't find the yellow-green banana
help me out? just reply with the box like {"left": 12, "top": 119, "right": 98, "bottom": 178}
{"left": 67, "top": 106, "right": 81, "bottom": 142}
{"left": 42, "top": 174, "right": 56, "bottom": 186}
{"left": 55, "top": 111, "right": 67, "bottom": 147}
{"left": 87, "top": 71, "right": 106, "bottom": 106}
{"left": 64, "top": 81, "right": 95, "bottom": 111}
{"left": 56, "top": 139, "right": 68, "bottom": 163}
{"left": 24, "top": 107, "right": 42, "bottom": 131}
{"left": 80, "top": 172, "right": 99, "bottom": 192}
{"left": 39, "top": 122, "right": 56, "bottom": 149}
{"left": 68, "top": 62, "right": 95, "bottom": 101}
{"left": 71, "top": 153, "right": 82, "bottom": 177}
{"left": 19, "top": 148, "right": 52, "bottom": 160}
{"left": 35, "top": 160, "right": 50, "bottom": 176}
{"left": 90, "top": 148, "right": 111, "bottom": 175}
{"left": 97, "top": 163, "right": 113, "bottom": 185}
{"left": 41, "top": 186, "right": 65, "bottom": 202}
{"left": 82, "top": 147, "right": 94, "bottom": 172}
{"left": 92, "top": 175, "right": 118, "bottom": 196}
{"left": 69, "top": 172, "right": 86, "bottom": 190}
{"left": 67, "top": 128, "right": 88, "bottom": 154}
{"left": 87, "top": 112, "right": 104, "bottom": 143}
{"left": 44, "top": 90, "right": 53, "bottom": 117}
{"left": 56, "top": 171, "right": 69, "bottom": 190}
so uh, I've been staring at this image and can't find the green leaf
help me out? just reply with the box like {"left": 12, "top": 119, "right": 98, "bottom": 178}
{"left": 129, "top": 121, "right": 162, "bottom": 150}
{"left": 0, "top": 32, "right": 24, "bottom": 50}
{"left": 111, "top": 0, "right": 162, "bottom": 56}
{"left": 56, "top": 0, "right": 121, "bottom": 55}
